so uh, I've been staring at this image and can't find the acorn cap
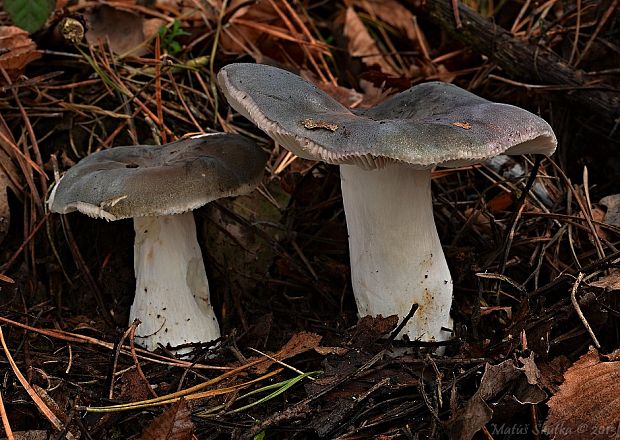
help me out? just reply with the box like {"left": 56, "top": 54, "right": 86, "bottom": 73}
{"left": 49, "top": 133, "right": 266, "bottom": 220}
{"left": 218, "top": 63, "right": 556, "bottom": 169}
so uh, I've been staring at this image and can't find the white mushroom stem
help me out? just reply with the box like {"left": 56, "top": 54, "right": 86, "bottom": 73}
{"left": 131, "top": 211, "right": 220, "bottom": 351}
{"left": 339, "top": 164, "right": 453, "bottom": 342}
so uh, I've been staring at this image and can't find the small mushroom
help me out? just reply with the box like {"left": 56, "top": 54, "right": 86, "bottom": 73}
{"left": 218, "top": 63, "right": 557, "bottom": 343}
{"left": 49, "top": 133, "right": 266, "bottom": 350}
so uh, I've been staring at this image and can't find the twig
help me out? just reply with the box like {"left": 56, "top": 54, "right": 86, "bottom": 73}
{"left": 386, "top": 303, "right": 419, "bottom": 344}
{"left": 408, "top": 0, "right": 620, "bottom": 123}
{"left": 108, "top": 323, "right": 136, "bottom": 399}
{"left": 128, "top": 322, "right": 158, "bottom": 398}
{"left": 498, "top": 155, "right": 543, "bottom": 275}
{"left": 570, "top": 272, "right": 601, "bottom": 349}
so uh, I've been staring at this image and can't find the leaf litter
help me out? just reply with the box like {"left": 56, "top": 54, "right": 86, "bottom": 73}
{"left": 0, "top": 0, "right": 619, "bottom": 438}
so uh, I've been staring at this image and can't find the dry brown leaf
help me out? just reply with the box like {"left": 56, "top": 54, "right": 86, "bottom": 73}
{"left": 220, "top": 0, "right": 278, "bottom": 56}
{"left": 350, "top": 314, "right": 398, "bottom": 347}
{"left": 252, "top": 331, "right": 322, "bottom": 373}
{"left": 140, "top": 399, "right": 194, "bottom": 440}
{"left": 544, "top": 348, "right": 620, "bottom": 439}
{"left": 590, "top": 268, "right": 620, "bottom": 290}
{"left": 538, "top": 356, "right": 571, "bottom": 394}
{"left": 119, "top": 369, "right": 152, "bottom": 402}
{"left": 313, "top": 81, "right": 364, "bottom": 107}
{"left": 358, "top": 79, "right": 394, "bottom": 107}
{"left": 446, "top": 359, "right": 546, "bottom": 440}
{"left": 143, "top": 18, "right": 167, "bottom": 42}
{"left": 600, "top": 194, "right": 620, "bottom": 227}
{"left": 343, "top": 7, "right": 397, "bottom": 75}
{"left": 300, "top": 70, "right": 393, "bottom": 109}
{"left": 591, "top": 206, "right": 609, "bottom": 241}
{"left": 85, "top": 5, "right": 147, "bottom": 56}
{"left": 0, "top": 26, "right": 42, "bottom": 78}
{"left": 354, "top": 0, "right": 419, "bottom": 43}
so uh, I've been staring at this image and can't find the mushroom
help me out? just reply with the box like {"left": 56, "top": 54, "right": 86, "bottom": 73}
{"left": 48, "top": 133, "right": 267, "bottom": 350}
{"left": 218, "top": 63, "right": 557, "bottom": 343}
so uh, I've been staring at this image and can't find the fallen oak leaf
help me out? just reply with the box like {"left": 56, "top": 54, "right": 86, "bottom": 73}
{"left": 0, "top": 26, "right": 42, "bottom": 79}
{"left": 251, "top": 331, "right": 322, "bottom": 374}
{"left": 85, "top": 5, "right": 148, "bottom": 56}
{"left": 544, "top": 348, "right": 620, "bottom": 439}
{"left": 590, "top": 268, "right": 620, "bottom": 291}
{"left": 343, "top": 6, "right": 397, "bottom": 76}
{"left": 445, "top": 358, "right": 546, "bottom": 440}
{"left": 600, "top": 194, "right": 620, "bottom": 228}
{"left": 140, "top": 399, "right": 194, "bottom": 440}
{"left": 354, "top": 0, "right": 419, "bottom": 43}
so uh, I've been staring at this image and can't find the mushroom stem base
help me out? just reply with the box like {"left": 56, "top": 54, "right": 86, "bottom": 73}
{"left": 131, "top": 212, "right": 220, "bottom": 351}
{"left": 340, "top": 164, "right": 453, "bottom": 342}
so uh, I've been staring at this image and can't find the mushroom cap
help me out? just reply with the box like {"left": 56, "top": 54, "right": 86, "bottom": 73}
{"left": 49, "top": 133, "right": 266, "bottom": 220}
{"left": 218, "top": 63, "right": 557, "bottom": 169}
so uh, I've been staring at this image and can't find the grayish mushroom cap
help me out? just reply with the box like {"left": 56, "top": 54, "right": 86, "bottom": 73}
{"left": 49, "top": 133, "right": 266, "bottom": 220}
{"left": 218, "top": 63, "right": 557, "bottom": 169}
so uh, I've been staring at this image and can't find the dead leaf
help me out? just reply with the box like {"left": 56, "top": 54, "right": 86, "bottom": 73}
{"left": 544, "top": 348, "right": 620, "bottom": 439}
{"left": 538, "top": 356, "right": 571, "bottom": 394}
{"left": 350, "top": 314, "right": 399, "bottom": 348}
{"left": 358, "top": 79, "right": 395, "bottom": 107}
{"left": 519, "top": 352, "right": 540, "bottom": 386}
{"left": 0, "top": 26, "right": 42, "bottom": 78}
{"left": 590, "top": 268, "right": 620, "bottom": 290}
{"left": 140, "top": 399, "right": 194, "bottom": 440}
{"left": 486, "top": 192, "right": 515, "bottom": 213}
{"left": 220, "top": 0, "right": 276, "bottom": 56}
{"left": 445, "top": 359, "right": 546, "bottom": 440}
{"left": 354, "top": 0, "right": 419, "bottom": 43}
{"left": 591, "top": 206, "right": 609, "bottom": 241}
{"left": 343, "top": 7, "right": 397, "bottom": 75}
{"left": 600, "top": 194, "right": 620, "bottom": 228}
{"left": 300, "top": 71, "right": 393, "bottom": 109}
{"left": 143, "top": 18, "right": 167, "bottom": 42}
{"left": 85, "top": 5, "right": 147, "bottom": 56}
{"left": 119, "top": 369, "right": 152, "bottom": 402}
{"left": 313, "top": 80, "right": 364, "bottom": 107}
{"left": 252, "top": 331, "right": 322, "bottom": 373}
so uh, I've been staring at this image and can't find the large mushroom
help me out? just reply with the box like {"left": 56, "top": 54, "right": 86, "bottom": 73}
{"left": 218, "top": 63, "right": 557, "bottom": 343}
{"left": 49, "top": 133, "right": 267, "bottom": 350}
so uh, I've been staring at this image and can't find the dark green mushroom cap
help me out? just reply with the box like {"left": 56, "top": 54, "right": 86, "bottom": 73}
{"left": 217, "top": 63, "right": 557, "bottom": 169}
{"left": 48, "top": 133, "right": 267, "bottom": 220}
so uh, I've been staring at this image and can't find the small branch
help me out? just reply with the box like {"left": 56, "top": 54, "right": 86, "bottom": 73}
{"left": 406, "top": 0, "right": 620, "bottom": 124}
{"left": 570, "top": 272, "right": 601, "bottom": 349}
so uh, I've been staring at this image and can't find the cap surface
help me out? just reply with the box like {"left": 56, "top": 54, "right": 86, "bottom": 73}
{"left": 49, "top": 133, "right": 266, "bottom": 220}
{"left": 218, "top": 63, "right": 557, "bottom": 169}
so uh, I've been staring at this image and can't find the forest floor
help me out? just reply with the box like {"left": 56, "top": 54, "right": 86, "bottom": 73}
{"left": 0, "top": 0, "right": 619, "bottom": 438}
